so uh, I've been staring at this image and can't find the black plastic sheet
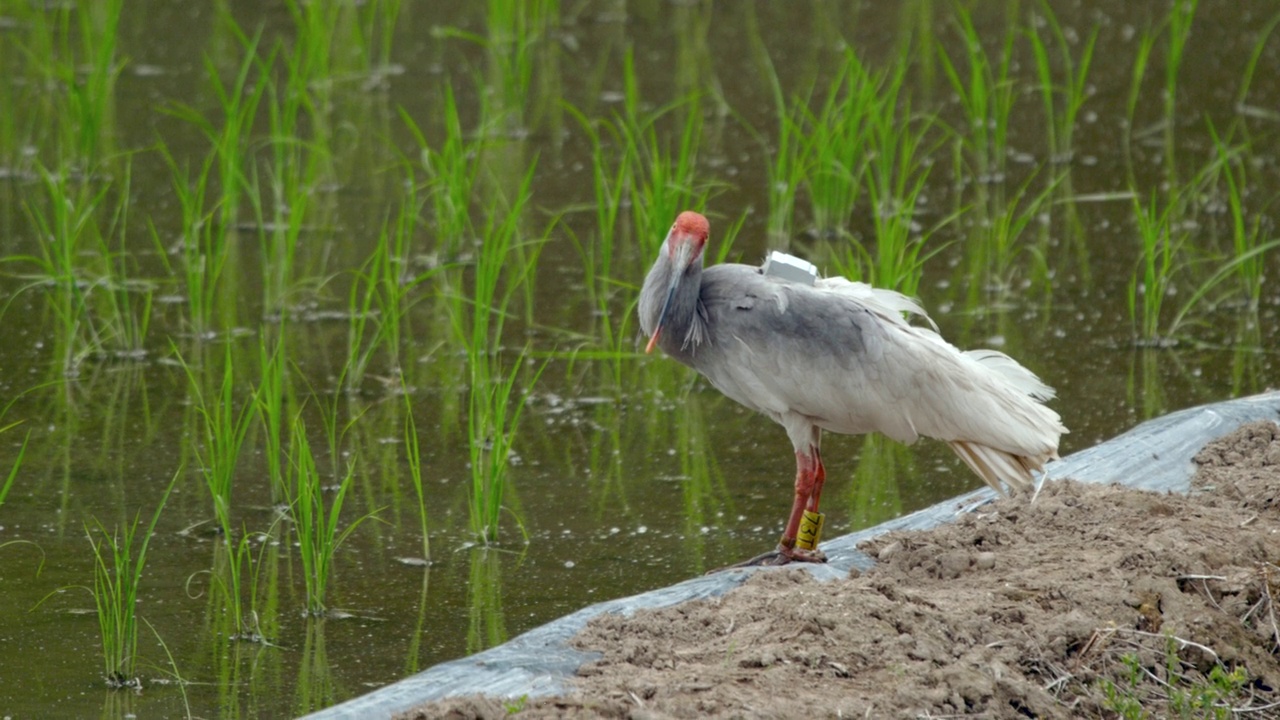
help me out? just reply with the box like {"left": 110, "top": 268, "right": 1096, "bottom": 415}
{"left": 303, "top": 391, "right": 1280, "bottom": 720}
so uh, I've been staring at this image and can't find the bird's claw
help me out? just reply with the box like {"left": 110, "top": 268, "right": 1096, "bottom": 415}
{"left": 707, "top": 543, "right": 827, "bottom": 573}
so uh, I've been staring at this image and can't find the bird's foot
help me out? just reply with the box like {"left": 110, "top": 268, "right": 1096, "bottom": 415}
{"left": 707, "top": 543, "right": 827, "bottom": 573}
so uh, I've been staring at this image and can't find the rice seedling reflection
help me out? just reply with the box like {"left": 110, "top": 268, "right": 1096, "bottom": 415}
{"left": 295, "top": 619, "right": 335, "bottom": 715}
{"left": 465, "top": 547, "right": 508, "bottom": 654}
{"left": 846, "top": 435, "right": 908, "bottom": 530}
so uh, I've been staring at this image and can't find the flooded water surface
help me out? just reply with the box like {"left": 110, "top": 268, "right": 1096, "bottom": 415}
{"left": 0, "top": 0, "right": 1278, "bottom": 717}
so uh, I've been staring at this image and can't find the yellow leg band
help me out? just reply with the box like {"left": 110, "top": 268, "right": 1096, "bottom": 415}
{"left": 795, "top": 510, "right": 825, "bottom": 551}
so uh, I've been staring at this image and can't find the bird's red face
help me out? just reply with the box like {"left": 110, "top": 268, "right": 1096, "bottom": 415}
{"left": 666, "top": 211, "right": 710, "bottom": 258}
{"left": 647, "top": 211, "right": 710, "bottom": 354}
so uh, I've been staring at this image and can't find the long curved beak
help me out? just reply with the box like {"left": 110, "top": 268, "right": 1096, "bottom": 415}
{"left": 645, "top": 236, "right": 695, "bottom": 354}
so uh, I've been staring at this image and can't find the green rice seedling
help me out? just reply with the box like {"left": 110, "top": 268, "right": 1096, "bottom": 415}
{"left": 1234, "top": 11, "right": 1280, "bottom": 115}
{"left": 481, "top": 0, "right": 537, "bottom": 135}
{"left": 0, "top": 429, "right": 29, "bottom": 510}
{"left": 938, "top": 4, "right": 1017, "bottom": 185}
{"left": 1122, "top": 27, "right": 1158, "bottom": 187}
{"left": 402, "top": 391, "right": 430, "bottom": 563}
{"left": 1127, "top": 189, "right": 1185, "bottom": 345}
{"left": 255, "top": 330, "right": 289, "bottom": 501}
{"left": 8, "top": 165, "right": 116, "bottom": 375}
{"left": 1162, "top": 0, "right": 1200, "bottom": 183}
{"left": 68, "top": 0, "right": 124, "bottom": 168}
{"left": 165, "top": 25, "right": 269, "bottom": 232}
{"left": 562, "top": 102, "right": 632, "bottom": 362}
{"left": 467, "top": 350, "right": 544, "bottom": 545}
{"left": 286, "top": 410, "right": 375, "bottom": 616}
{"left": 10, "top": 0, "right": 123, "bottom": 167}
{"left": 90, "top": 158, "right": 153, "bottom": 359}
{"left": 162, "top": 28, "right": 271, "bottom": 335}
{"left": 861, "top": 66, "right": 946, "bottom": 298}
{"left": 615, "top": 48, "right": 712, "bottom": 267}
{"left": 749, "top": 36, "right": 812, "bottom": 245}
{"left": 403, "top": 86, "right": 481, "bottom": 258}
{"left": 1209, "top": 129, "right": 1279, "bottom": 314}
{"left": 800, "top": 48, "right": 877, "bottom": 238}
{"left": 180, "top": 344, "right": 255, "bottom": 536}
{"left": 344, "top": 163, "right": 435, "bottom": 393}
{"left": 83, "top": 471, "right": 177, "bottom": 688}
{"left": 1026, "top": 2, "right": 1098, "bottom": 164}
{"left": 153, "top": 145, "right": 215, "bottom": 336}
{"left": 457, "top": 165, "right": 546, "bottom": 544}
{"left": 962, "top": 170, "right": 1064, "bottom": 304}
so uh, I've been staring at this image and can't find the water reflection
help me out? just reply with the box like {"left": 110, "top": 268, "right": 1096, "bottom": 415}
{"left": 465, "top": 547, "right": 509, "bottom": 654}
{"left": 295, "top": 619, "right": 337, "bottom": 716}
{"left": 846, "top": 435, "right": 909, "bottom": 530}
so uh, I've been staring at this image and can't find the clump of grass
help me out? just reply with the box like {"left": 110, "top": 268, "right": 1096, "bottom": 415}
{"left": 962, "top": 170, "right": 1064, "bottom": 305}
{"left": 83, "top": 472, "right": 178, "bottom": 689}
{"left": 1097, "top": 631, "right": 1250, "bottom": 720}
{"left": 861, "top": 63, "right": 944, "bottom": 298}
{"left": 405, "top": 84, "right": 482, "bottom": 259}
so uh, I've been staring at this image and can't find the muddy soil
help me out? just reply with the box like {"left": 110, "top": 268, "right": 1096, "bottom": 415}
{"left": 404, "top": 421, "right": 1280, "bottom": 719}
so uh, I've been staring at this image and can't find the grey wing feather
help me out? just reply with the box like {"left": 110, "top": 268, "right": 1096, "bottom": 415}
{"left": 691, "top": 265, "right": 1064, "bottom": 461}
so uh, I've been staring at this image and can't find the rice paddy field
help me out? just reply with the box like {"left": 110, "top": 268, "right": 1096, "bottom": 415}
{"left": 0, "top": 1, "right": 1277, "bottom": 717}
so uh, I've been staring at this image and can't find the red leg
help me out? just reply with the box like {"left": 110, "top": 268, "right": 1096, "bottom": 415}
{"left": 710, "top": 445, "right": 828, "bottom": 571}
{"left": 806, "top": 446, "right": 826, "bottom": 512}
{"left": 776, "top": 447, "right": 826, "bottom": 563}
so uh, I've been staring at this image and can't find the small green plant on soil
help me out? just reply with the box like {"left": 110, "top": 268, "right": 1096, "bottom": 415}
{"left": 1098, "top": 633, "right": 1249, "bottom": 720}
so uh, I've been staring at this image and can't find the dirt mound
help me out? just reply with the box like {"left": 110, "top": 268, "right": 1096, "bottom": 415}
{"left": 404, "top": 421, "right": 1280, "bottom": 719}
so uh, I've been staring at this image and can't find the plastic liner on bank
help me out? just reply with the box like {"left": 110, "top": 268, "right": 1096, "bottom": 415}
{"left": 303, "top": 391, "right": 1280, "bottom": 720}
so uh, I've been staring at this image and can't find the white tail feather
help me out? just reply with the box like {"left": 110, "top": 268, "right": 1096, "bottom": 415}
{"left": 963, "top": 349, "right": 1057, "bottom": 402}
{"left": 949, "top": 440, "right": 1055, "bottom": 496}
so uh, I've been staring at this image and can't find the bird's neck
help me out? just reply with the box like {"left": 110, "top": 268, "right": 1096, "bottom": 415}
{"left": 664, "top": 270, "right": 706, "bottom": 358}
